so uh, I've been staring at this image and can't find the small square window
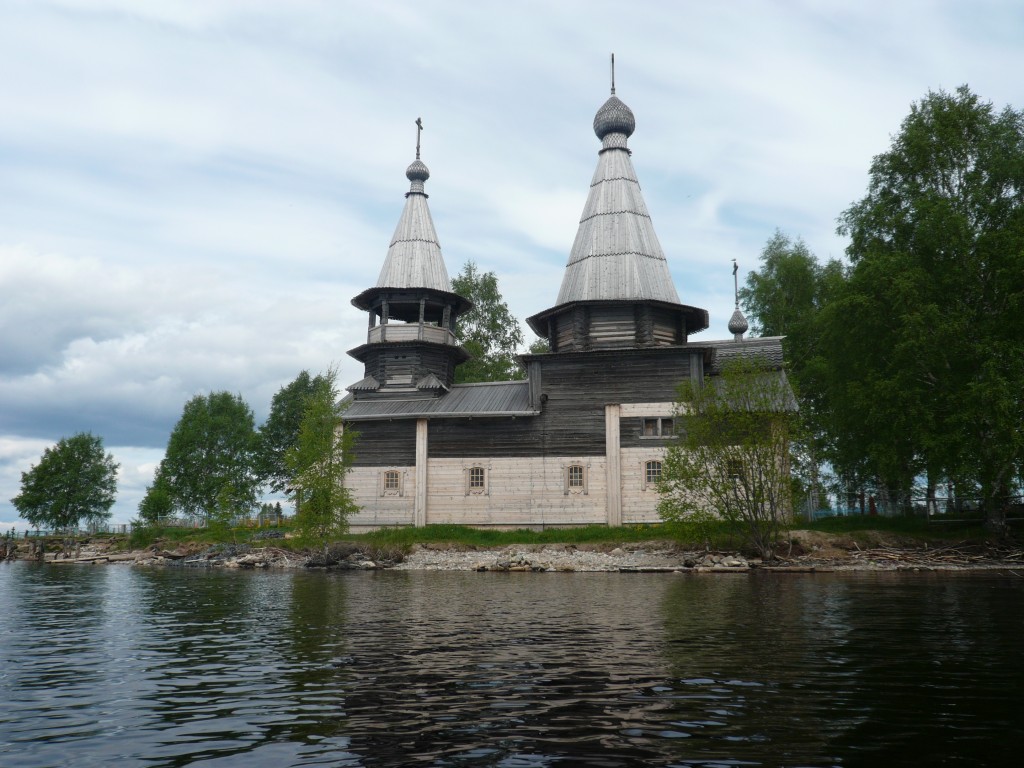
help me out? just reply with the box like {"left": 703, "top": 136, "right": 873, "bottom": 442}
{"left": 568, "top": 465, "right": 585, "bottom": 488}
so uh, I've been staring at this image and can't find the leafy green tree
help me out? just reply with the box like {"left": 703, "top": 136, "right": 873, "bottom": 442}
{"left": 258, "top": 371, "right": 328, "bottom": 494}
{"left": 452, "top": 260, "right": 525, "bottom": 382}
{"left": 658, "top": 358, "right": 798, "bottom": 560}
{"left": 137, "top": 466, "right": 173, "bottom": 524}
{"left": 833, "top": 85, "right": 1024, "bottom": 529}
{"left": 740, "top": 231, "right": 820, "bottom": 339}
{"left": 12, "top": 433, "right": 118, "bottom": 531}
{"left": 739, "top": 231, "right": 845, "bottom": 513}
{"left": 285, "top": 368, "right": 358, "bottom": 541}
{"left": 155, "top": 391, "right": 260, "bottom": 522}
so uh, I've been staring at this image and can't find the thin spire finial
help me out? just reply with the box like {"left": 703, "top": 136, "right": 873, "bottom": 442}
{"left": 610, "top": 53, "right": 616, "bottom": 95}
{"left": 732, "top": 259, "right": 739, "bottom": 307}
{"left": 415, "top": 117, "right": 423, "bottom": 160}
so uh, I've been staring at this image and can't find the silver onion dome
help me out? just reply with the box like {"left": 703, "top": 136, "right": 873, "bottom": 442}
{"left": 593, "top": 95, "right": 636, "bottom": 140}
{"left": 406, "top": 158, "right": 430, "bottom": 182}
{"left": 728, "top": 307, "right": 749, "bottom": 340}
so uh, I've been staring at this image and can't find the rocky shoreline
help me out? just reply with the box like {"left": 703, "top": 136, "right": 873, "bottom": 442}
{"left": 5, "top": 530, "right": 1022, "bottom": 573}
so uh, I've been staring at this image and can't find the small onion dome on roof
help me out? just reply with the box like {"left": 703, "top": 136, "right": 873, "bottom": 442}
{"left": 406, "top": 158, "right": 430, "bottom": 182}
{"left": 728, "top": 307, "right": 749, "bottom": 339}
{"left": 593, "top": 95, "right": 636, "bottom": 140}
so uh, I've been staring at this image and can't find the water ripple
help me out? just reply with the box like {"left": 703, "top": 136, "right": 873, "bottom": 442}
{"left": 2, "top": 565, "right": 1023, "bottom": 766}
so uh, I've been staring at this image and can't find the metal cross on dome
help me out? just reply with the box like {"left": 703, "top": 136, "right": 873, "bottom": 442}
{"left": 415, "top": 117, "right": 423, "bottom": 160}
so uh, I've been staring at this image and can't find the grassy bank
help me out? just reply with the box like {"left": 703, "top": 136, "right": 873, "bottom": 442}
{"left": 116, "top": 514, "right": 1002, "bottom": 556}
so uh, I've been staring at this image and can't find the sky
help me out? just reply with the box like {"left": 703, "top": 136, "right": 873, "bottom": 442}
{"left": 2, "top": 0, "right": 1023, "bottom": 530}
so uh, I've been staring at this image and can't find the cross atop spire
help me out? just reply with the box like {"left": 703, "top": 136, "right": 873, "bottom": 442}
{"left": 415, "top": 117, "right": 423, "bottom": 160}
{"left": 610, "top": 52, "right": 616, "bottom": 95}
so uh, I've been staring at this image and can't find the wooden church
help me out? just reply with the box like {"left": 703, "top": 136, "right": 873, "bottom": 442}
{"left": 342, "top": 83, "right": 786, "bottom": 530}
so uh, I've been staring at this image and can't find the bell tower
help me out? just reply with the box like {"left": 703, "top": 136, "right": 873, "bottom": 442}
{"left": 347, "top": 119, "right": 471, "bottom": 398}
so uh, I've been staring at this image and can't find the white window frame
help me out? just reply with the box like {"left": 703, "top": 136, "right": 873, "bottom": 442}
{"left": 642, "top": 459, "right": 663, "bottom": 490}
{"left": 380, "top": 468, "right": 404, "bottom": 497}
{"left": 563, "top": 463, "right": 589, "bottom": 496}
{"left": 465, "top": 465, "right": 489, "bottom": 496}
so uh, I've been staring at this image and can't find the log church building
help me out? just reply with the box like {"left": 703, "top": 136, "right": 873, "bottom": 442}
{"left": 341, "top": 82, "right": 786, "bottom": 529}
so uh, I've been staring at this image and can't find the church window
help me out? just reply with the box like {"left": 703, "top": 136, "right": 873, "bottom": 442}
{"left": 564, "top": 464, "right": 588, "bottom": 494}
{"left": 466, "top": 466, "right": 488, "bottom": 495}
{"left": 644, "top": 460, "right": 663, "bottom": 489}
{"left": 641, "top": 418, "right": 674, "bottom": 438}
{"left": 381, "top": 469, "right": 403, "bottom": 496}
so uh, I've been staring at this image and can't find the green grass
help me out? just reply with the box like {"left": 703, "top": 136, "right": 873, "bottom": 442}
{"left": 804, "top": 513, "right": 992, "bottom": 541}
{"left": 344, "top": 521, "right": 747, "bottom": 551}
{"left": 117, "top": 514, "right": 1005, "bottom": 556}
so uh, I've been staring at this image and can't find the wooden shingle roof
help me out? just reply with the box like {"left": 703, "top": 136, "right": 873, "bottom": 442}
{"left": 343, "top": 380, "right": 537, "bottom": 421}
{"left": 374, "top": 159, "right": 452, "bottom": 293}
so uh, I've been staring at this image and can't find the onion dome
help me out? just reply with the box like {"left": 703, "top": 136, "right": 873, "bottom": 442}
{"left": 593, "top": 95, "right": 636, "bottom": 141}
{"left": 728, "top": 307, "right": 749, "bottom": 341}
{"left": 406, "top": 158, "right": 430, "bottom": 182}
{"left": 405, "top": 158, "right": 430, "bottom": 197}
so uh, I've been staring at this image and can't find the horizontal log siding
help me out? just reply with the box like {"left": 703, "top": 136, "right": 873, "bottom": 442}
{"left": 651, "top": 307, "right": 684, "bottom": 345}
{"left": 587, "top": 305, "right": 636, "bottom": 349}
{"left": 424, "top": 457, "right": 607, "bottom": 527}
{"left": 620, "top": 447, "right": 668, "bottom": 524}
{"left": 348, "top": 420, "right": 417, "bottom": 466}
{"left": 426, "top": 351, "right": 690, "bottom": 459}
{"left": 347, "top": 466, "right": 415, "bottom": 527}
{"left": 361, "top": 345, "right": 456, "bottom": 389}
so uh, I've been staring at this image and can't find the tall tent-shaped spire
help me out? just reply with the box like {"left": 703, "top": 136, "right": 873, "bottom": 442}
{"left": 348, "top": 119, "right": 471, "bottom": 397}
{"left": 528, "top": 60, "right": 708, "bottom": 352}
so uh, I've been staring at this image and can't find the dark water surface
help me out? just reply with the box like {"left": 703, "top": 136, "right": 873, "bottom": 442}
{"left": 1, "top": 563, "right": 1023, "bottom": 767}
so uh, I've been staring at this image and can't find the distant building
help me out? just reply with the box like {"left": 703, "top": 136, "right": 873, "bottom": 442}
{"left": 342, "top": 84, "right": 786, "bottom": 529}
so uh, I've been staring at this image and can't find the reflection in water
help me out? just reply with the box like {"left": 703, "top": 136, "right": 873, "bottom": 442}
{"left": 1, "top": 564, "right": 1023, "bottom": 767}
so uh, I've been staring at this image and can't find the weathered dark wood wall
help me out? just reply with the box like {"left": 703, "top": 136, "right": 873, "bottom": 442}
{"left": 349, "top": 419, "right": 417, "bottom": 466}
{"left": 350, "top": 348, "right": 699, "bottom": 465}
{"left": 361, "top": 344, "right": 457, "bottom": 389}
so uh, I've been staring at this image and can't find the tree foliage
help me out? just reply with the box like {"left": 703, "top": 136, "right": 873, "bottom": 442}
{"left": 452, "top": 260, "right": 525, "bottom": 383}
{"left": 153, "top": 391, "right": 260, "bottom": 521}
{"left": 739, "top": 231, "right": 845, "bottom": 513}
{"left": 12, "top": 433, "right": 118, "bottom": 530}
{"left": 285, "top": 367, "right": 358, "bottom": 541}
{"left": 137, "top": 466, "right": 173, "bottom": 524}
{"left": 258, "top": 371, "right": 328, "bottom": 494}
{"left": 743, "top": 87, "right": 1024, "bottom": 529}
{"left": 657, "top": 358, "right": 797, "bottom": 560}
{"left": 830, "top": 85, "right": 1024, "bottom": 529}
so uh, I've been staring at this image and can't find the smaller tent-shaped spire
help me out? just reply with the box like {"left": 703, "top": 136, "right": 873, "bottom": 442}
{"left": 374, "top": 129, "right": 452, "bottom": 292}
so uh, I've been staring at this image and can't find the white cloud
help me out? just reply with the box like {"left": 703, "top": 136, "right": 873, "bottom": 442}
{"left": 3, "top": 0, "right": 1024, "bottom": 522}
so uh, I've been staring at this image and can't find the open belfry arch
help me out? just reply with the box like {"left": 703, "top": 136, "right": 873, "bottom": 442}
{"left": 342, "top": 66, "right": 787, "bottom": 530}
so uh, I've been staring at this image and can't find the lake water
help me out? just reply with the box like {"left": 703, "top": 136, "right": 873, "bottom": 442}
{"left": 1, "top": 563, "right": 1022, "bottom": 767}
